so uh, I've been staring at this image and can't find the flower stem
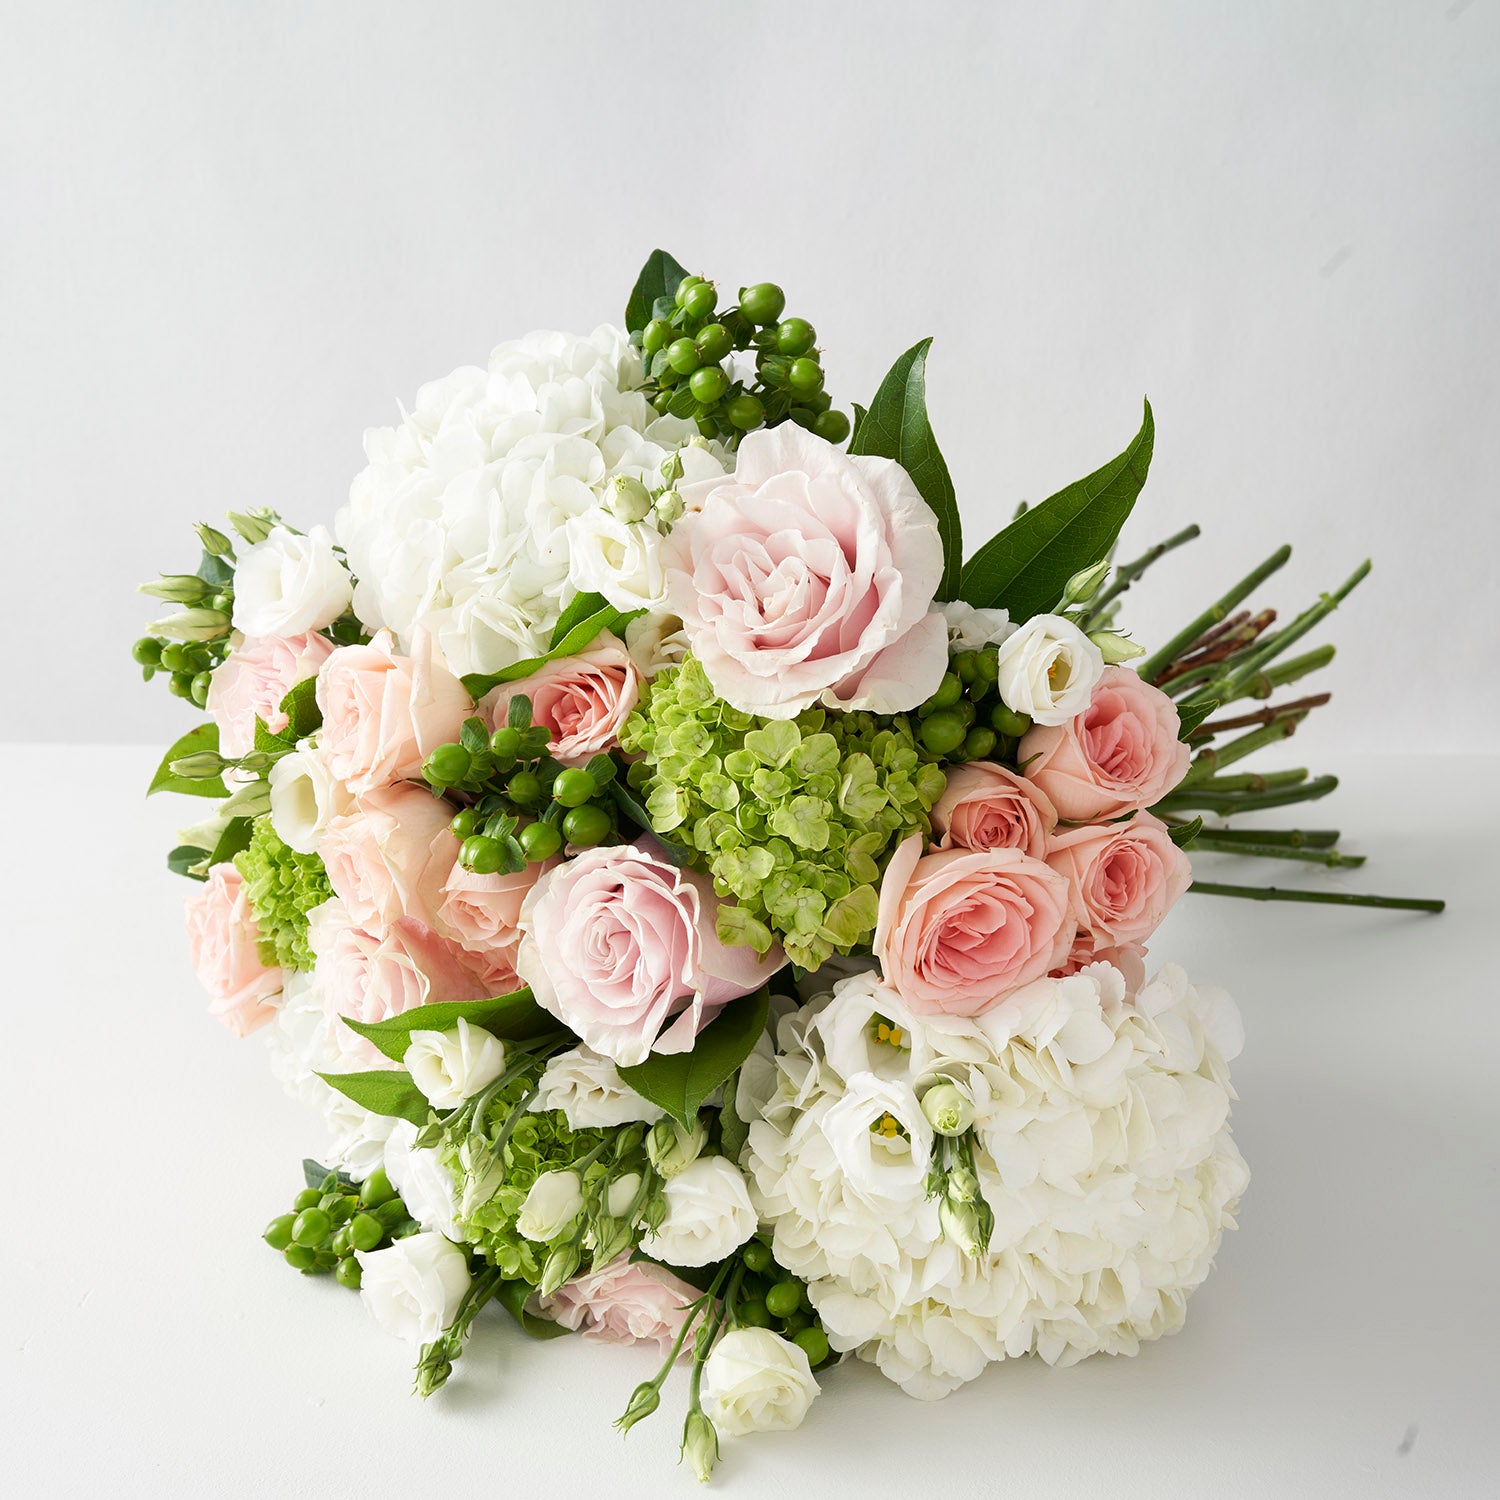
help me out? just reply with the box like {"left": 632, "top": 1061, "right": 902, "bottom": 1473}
{"left": 1184, "top": 825, "right": 1341, "bottom": 849}
{"left": 1192, "top": 692, "right": 1331, "bottom": 739}
{"left": 1181, "top": 767, "right": 1309, "bottom": 795}
{"left": 1083, "top": 523, "right": 1201, "bottom": 627}
{"left": 1158, "top": 773, "right": 1339, "bottom": 813}
{"left": 1190, "top": 836, "right": 1365, "bottom": 867}
{"left": 1190, "top": 880, "right": 1444, "bottom": 913}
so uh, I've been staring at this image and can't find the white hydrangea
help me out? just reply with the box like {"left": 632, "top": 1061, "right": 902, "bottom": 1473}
{"left": 336, "top": 325, "right": 725, "bottom": 678}
{"left": 739, "top": 963, "right": 1248, "bottom": 1400}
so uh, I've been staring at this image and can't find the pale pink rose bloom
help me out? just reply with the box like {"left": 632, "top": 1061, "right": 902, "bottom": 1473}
{"left": 516, "top": 843, "right": 783, "bottom": 1066}
{"left": 436, "top": 856, "right": 558, "bottom": 996}
{"left": 480, "top": 634, "right": 640, "bottom": 765}
{"left": 663, "top": 424, "right": 949, "bottom": 719}
{"left": 873, "top": 836, "right": 1075, "bottom": 1017}
{"left": 316, "top": 629, "right": 471, "bottom": 796}
{"left": 539, "top": 1255, "right": 698, "bottom": 1356}
{"left": 1020, "top": 667, "right": 1191, "bottom": 822}
{"left": 183, "top": 863, "right": 282, "bottom": 1037}
{"left": 309, "top": 900, "right": 489, "bottom": 1026}
{"left": 206, "top": 633, "right": 335, "bottom": 759}
{"left": 320, "top": 781, "right": 458, "bottom": 931}
{"left": 1046, "top": 812, "right": 1193, "bottom": 948}
{"left": 930, "top": 761, "right": 1058, "bottom": 860}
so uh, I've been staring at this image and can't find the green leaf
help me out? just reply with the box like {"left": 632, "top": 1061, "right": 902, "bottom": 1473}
{"left": 167, "top": 844, "right": 210, "bottom": 880}
{"left": 302, "top": 1158, "right": 355, "bottom": 1192}
{"left": 625, "top": 249, "right": 690, "bottom": 335}
{"left": 460, "top": 604, "right": 642, "bottom": 701}
{"left": 148, "top": 722, "right": 229, "bottom": 799}
{"left": 618, "top": 985, "right": 772, "bottom": 1130}
{"left": 717, "top": 1068, "right": 750, "bottom": 1162}
{"left": 495, "top": 1278, "right": 571, "bottom": 1340}
{"left": 958, "top": 400, "right": 1155, "bottom": 619}
{"left": 848, "top": 339, "right": 962, "bottom": 600}
{"left": 339, "top": 989, "right": 553, "bottom": 1064}
{"left": 1168, "top": 816, "right": 1204, "bottom": 849}
{"left": 209, "top": 815, "right": 253, "bottom": 867}
{"left": 279, "top": 676, "right": 322, "bottom": 740}
{"left": 549, "top": 591, "right": 607, "bottom": 649}
{"left": 254, "top": 715, "right": 296, "bottom": 758}
{"left": 318, "top": 1069, "right": 430, "bottom": 1126}
{"left": 1175, "top": 698, "right": 1219, "bottom": 740}
{"left": 849, "top": 401, "right": 869, "bottom": 448}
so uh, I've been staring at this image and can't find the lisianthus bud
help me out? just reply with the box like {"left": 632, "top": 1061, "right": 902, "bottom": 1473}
{"left": 195, "top": 522, "right": 234, "bottom": 557}
{"left": 608, "top": 474, "right": 654, "bottom": 523}
{"left": 538, "top": 1242, "right": 582, "bottom": 1298}
{"left": 920, "top": 1082, "right": 974, "bottom": 1137}
{"left": 654, "top": 490, "right": 685, "bottom": 526}
{"left": 947, "top": 1162, "right": 980, "bottom": 1205}
{"left": 139, "top": 574, "right": 211, "bottom": 603}
{"left": 1061, "top": 557, "right": 1110, "bottom": 606}
{"left": 221, "top": 779, "right": 272, "bottom": 819}
{"left": 648, "top": 1117, "right": 708, "bottom": 1179}
{"left": 415, "top": 1355, "right": 453, "bottom": 1398}
{"left": 616, "top": 1380, "right": 661, "bottom": 1435}
{"left": 1088, "top": 629, "right": 1147, "bottom": 664}
{"left": 227, "top": 509, "right": 276, "bottom": 545}
{"left": 169, "top": 751, "right": 230, "bottom": 781}
{"left": 517, "top": 1170, "right": 584, "bottom": 1243}
{"left": 148, "top": 608, "right": 231, "bottom": 642}
{"left": 939, "top": 1194, "right": 987, "bottom": 1257}
{"left": 606, "top": 1171, "right": 644, "bottom": 1221}
{"left": 680, "top": 1409, "right": 720, "bottom": 1483}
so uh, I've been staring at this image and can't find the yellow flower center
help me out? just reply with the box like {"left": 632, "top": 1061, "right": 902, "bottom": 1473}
{"left": 874, "top": 1021, "right": 905, "bottom": 1048}
{"left": 874, "top": 1112, "right": 902, "bottom": 1138}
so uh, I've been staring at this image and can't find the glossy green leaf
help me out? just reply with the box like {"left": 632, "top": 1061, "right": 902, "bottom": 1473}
{"left": 1167, "top": 816, "right": 1203, "bottom": 849}
{"left": 339, "top": 989, "right": 552, "bottom": 1064}
{"left": 460, "top": 605, "right": 642, "bottom": 701}
{"left": 495, "top": 1278, "right": 571, "bottom": 1340}
{"left": 549, "top": 591, "right": 607, "bottom": 649}
{"left": 167, "top": 844, "right": 210, "bottom": 880}
{"left": 279, "top": 675, "right": 322, "bottom": 740}
{"left": 625, "top": 249, "right": 691, "bottom": 335}
{"left": 1175, "top": 698, "right": 1219, "bottom": 740}
{"left": 148, "top": 722, "right": 229, "bottom": 799}
{"left": 318, "top": 1069, "right": 430, "bottom": 1126}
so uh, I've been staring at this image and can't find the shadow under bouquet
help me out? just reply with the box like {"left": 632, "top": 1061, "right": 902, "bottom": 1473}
{"left": 136, "top": 250, "right": 1440, "bottom": 1479}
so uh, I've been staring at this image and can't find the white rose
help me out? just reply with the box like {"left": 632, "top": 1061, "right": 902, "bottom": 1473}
{"left": 992, "top": 613, "right": 1104, "bottom": 726}
{"left": 639, "top": 1156, "right": 756, "bottom": 1267}
{"left": 701, "top": 1328, "right": 820, "bottom": 1436}
{"left": 516, "top": 1170, "right": 584, "bottom": 1243}
{"left": 355, "top": 1231, "right": 469, "bottom": 1344}
{"left": 939, "top": 600, "right": 1015, "bottom": 651}
{"left": 405, "top": 1018, "right": 507, "bottom": 1110}
{"left": 530, "top": 1045, "right": 665, "bottom": 1129}
{"left": 268, "top": 743, "right": 353, "bottom": 855}
{"left": 383, "top": 1121, "right": 462, "bottom": 1240}
{"left": 232, "top": 525, "right": 352, "bottom": 637}
{"left": 565, "top": 508, "right": 672, "bottom": 613}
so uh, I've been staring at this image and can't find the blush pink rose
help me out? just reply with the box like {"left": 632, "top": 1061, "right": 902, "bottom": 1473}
{"left": 480, "top": 634, "right": 640, "bottom": 765}
{"left": 320, "top": 781, "right": 458, "bottom": 931}
{"left": 516, "top": 843, "right": 784, "bottom": 1066}
{"left": 930, "top": 761, "right": 1058, "bottom": 860}
{"left": 316, "top": 629, "right": 471, "bottom": 795}
{"left": 1020, "top": 667, "right": 1191, "bottom": 822}
{"left": 308, "top": 900, "right": 489, "bottom": 1025}
{"left": 539, "top": 1255, "right": 698, "bottom": 1356}
{"left": 663, "top": 424, "right": 949, "bottom": 719}
{"left": 873, "top": 836, "right": 1075, "bottom": 1017}
{"left": 183, "top": 863, "right": 282, "bottom": 1037}
{"left": 1046, "top": 812, "right": 1193, "bottom": 948}
{"left": 435, "top": 856, "right": 559, "bottom": 995}
{"left": 206, "top": 633, "right": 335, "bottom": 759}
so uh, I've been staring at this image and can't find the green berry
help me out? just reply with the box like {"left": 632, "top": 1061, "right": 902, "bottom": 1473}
{"left": 552, "top": 767, "right": 597, "bottom": 807}
{"left": 189, "top": 671, "right": 212, "bottom": 707}
{"left": 291, "top": 1207, "right": 331, "bottom": 1247}
{"left": 667, "top": 337, "right": 699, "bottom": 375}
{"left": 132, "top": 637, "right": 163, "bottom": 667}
{"left": 788, "top": 408, "right": 817, "bottom": 429}
{"left": 562, "top": 804, "right": 611, "bottom": 847}
{"left": 963, "top": 727, "right": 997, "bottom": 760}
{"left": 293, "top": 1188, "right": 322, "bottom": 1212}
{"left": 335, "top": 1257, "right": 363, "bottom": 1290}
{"left": 739, "top": 282, "right": 786, "bottom": 326}
{"left": 742, "top": 1241, "right": 772, "bottom": 1273}
{"left": 919, "top": 710, "right": 967, "bottom": 756}
{"left": 794, "top": 1326, "right": 830, "bottom": 1365}
{"left": 955, "top": 650, "right": 979, "bottom": 684}
{"left": 331, "top": 1227, "right": 351, "bottom": 1257}
{"left": 450, "top": 808, "right": 479, "bottom": 839}
{"left": 674, "top": 274, "right": 703, "bottom": 306}
{"left": 507, "top": 770, "right": 544, "bottom": 806}
{"left": 990, "top": 704, "right": 1033, "bottom": 738}
{"left": 490, "top": 725, "right": 521, "bottom": 758}
{"left": 263, "top": 1213, "right": 296, "bottom": 1251}
{"left": 926, "top": 672, "right": 963, "bottom": 711}
{"left": 348, "top": 1212, "right": 384, "bottom": 1253}
{"left": 764, "top": 1281, "right": 802, "bottom": 1319}
{"left": 160, "top": 643, "right": 188, "bottom": 672}
{"left": 781, "top": 1310, "right": 811, "bottom": 1335}
{"left": 786, "top": 357, "right": 823, "bottom": 393}
{"left": 812, "top": 409, "right": 850, "bottom": 444}
{"left": 737, "top": 1297, "right": 772, "bottom": 1329}
{"left": 688, "top": 365, "right": 728, "bottom": 405}
{"left": 426, "top": 743, "right": 471, "bottom": 783}
{"left": 695, "top": 323, "right": 732, "bottom": 363}
{"left": 642, "top": 318, "right": 672, "bottom": 355}
{"left": 775, "top": 318, "right": 815, "bottom": 356}
{"left": 360, "top": 1168, "right": 397, "bottom": 1208}
{"left": 696, "top": 416, "right": 720, "bottom": 439}
{"left": 461, "top": 835, "right": 503, "bottom": 874}
{"left": 683, "top": 282, "right": 716, "bottom": 319}
{"left": 725, "top": 393, "right": 765, "bottom": 430}
{"left": 283, "top": 1243, "right": 317, "bottom": 1272}
{"left": 519, "top": 821, "right": 563, "bottom": 862}
{"left": 975, "top": 647, "right": 1000, "bottom": 683}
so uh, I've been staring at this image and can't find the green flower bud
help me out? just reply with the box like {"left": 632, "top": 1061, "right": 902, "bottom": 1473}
{"left": 415, "top": 1354, "right": 454, "bottom": 1398}
{"left": 654, "top": 489, "right": 685, "bottom": 527}
{"left": 939, "top": 1193, "right": 987, "bottom": 1257}
{"left": 920, "top": 1082, "right": 975, "bottom": 1137}
{"left": 615, "top": 1380, "right": 661, "bottom": 1435}
{"left": 169, "top": 751, "right": 229, "bottom": 780}
{"left": 138, "top": 574, "right": 210, "bottom": 603}
{"left": 1061, "top": 557, "right": 1111, "bottom": 606}
{"left": 195, "top": 522, "right": 234, "bottom": 557}
{"left": 227, "top": 509, "right": 277, "bottom": 545}
{"left": 680, "top": 1410, "right": 719, "bottom": 1483}
{"left": 147, "top": 608, "right": 231, "bottom": 642}
{"left": 221, "top": 779, "right": 271, "bottom": 819}
{"left": 608, "top": 474, "right": 654, "bottom": 523}
{"left": 1089, "top": 629, "right": 1147, "bottom": 664}
{"left": 647, "top": 1116, "right": 708, "bottom": 1178}
{"left": 538, "top": 1242, "right": 581, "bottom": 1299}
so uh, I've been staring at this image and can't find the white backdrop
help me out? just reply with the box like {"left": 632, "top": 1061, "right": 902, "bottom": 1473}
{"left": 3, "top": 0, "right": 1498, "bottom": 761}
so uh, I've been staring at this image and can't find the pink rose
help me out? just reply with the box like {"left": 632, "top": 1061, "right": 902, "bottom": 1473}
{"left": 1053, "top": 934, "right": 1148, "bottom": 993}
{"left": 1046, "top": 812, "right": 1193, "bottom": 948}
{"left": 873, "top": 836, "right": 1075, "bottom": 1017}
{"left": 1020, "top": 667, "right": 1191, "bottom": 822}
{"left": 664, "top": 424, "right": 949, "bottom": 719}
{"left": 320, "top": 781, "right": 457, "bottom": 931}
{"left": 206, "top": 633, "right": 335, "bottom": 760}
{"left": 516, "top": 843, "right": 783, "bottom": 1066}
{"left": 308, "top": 900, "right": 490, "bottom": 1025}
{"left": 480, "top": 634, "right": 639, "bottom": 765}
{"left": 183, "top": 863, "right": 282, "bottom": 1037}
{"left": 930, "top": 761, "right": 1057, "bottom": 859}
{"left": 317, "top": 629, "right": 471, "bottom": 795}
{"left": 539, "top": 1255, "right": 698, "bottom": 1356}
{"left": 435, "top": 856, "right": 558, "bottom": 995}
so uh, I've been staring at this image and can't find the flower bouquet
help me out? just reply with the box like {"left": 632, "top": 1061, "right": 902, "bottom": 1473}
{"left": 137, "top": 251, "right": 1441, "bottom": 1478}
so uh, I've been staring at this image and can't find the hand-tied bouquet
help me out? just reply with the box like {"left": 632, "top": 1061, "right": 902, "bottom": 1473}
{"left": 136, "top": 251, "right": 1442, "bottom": 1479}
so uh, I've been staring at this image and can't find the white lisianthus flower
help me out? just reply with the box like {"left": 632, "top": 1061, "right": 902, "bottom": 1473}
{"left": 701, "top": 1329, "right": 820, "bottom": 1437}
{"left": 517, "top": 1170, "right": 585, "bottom": 1243}
{"left": 565, "top": 507, "right": 671, "bottom": 613}
{"left": 232, "top": 525, "right": 352, "bottom": 637}
{"left": 405, "top": 1018, "right": 507, "bottom": 1110}
{"left": 623, "top": 612, "right": 692, "bottom": 678}
{"left": 356, "top": 1231, "right": 470, "bottom": 1344}
{"left": 530, "top": 1045, "right": 665, "bottom": 1129}
{"left": 268, "top": 743, "right": 353, "bottom": 855}
{"left": 992, "top": 613, "right": 1104, "bottom": 725}
{"left": 939, "top": 600, "right": 1015, "bottom": 651}
{"left": 382, "top": 1121, "right": 462, "bottom": 1240}
{"left": 639, "top": 1155, "right": 757, "bottom": 1267}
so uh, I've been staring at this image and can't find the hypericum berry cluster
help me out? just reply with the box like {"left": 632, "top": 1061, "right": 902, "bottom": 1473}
{"left": 423, "top": 698, "right": 622, "bottom": 873}
{"left": 731, "top": 1237, "right": 834, "bottom": 1369}
{"left": 912, "top": 646, "right": 1034, "bottom": 763}
{"left": 620, "top": 656, "right": 946, "bottom": 970}
{"left": 635, "top": 276, "right": 851, "bottom": 446}
{"left": 235, "top": 817, "right": 333, "bottom": 971}
{"left": 132, "top": 523, "right": 241, "bottom": 707}
{"left": 261, "top": 1162, "right": 416, "bottom": 1288}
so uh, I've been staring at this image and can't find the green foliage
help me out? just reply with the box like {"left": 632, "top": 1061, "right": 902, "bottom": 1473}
{"left": 620, "top": 657, "right": 946, "bottom": 970}
{"left": 625, "top": 248, "right": 691, "bottom": 334}
{"left": 234, "top": 816, "right": 333, "bottom": 971}
{"left": 459, "top": 604, "right": 641, "bottom": 701}
{"left": 148, "top": 722, "right": 229, "bottom": 799}
{"left": 318, "top": 1068, "right": 430, "bottom": 1126}
{"left": 341, "top": 990, "right": 555, "bottom": 1064}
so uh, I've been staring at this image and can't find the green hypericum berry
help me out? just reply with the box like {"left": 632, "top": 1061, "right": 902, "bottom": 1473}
{"left": 963, "top": 727, "right": 997, "bottom": 760}
{"left": 787, "top": 357, "right": 823, "bottom": 393}
{"left": 739, "top": 282, "right": 786, "bottom": 326}
{"left": 209, "top": 592, "right": 233, "bottom": 614}
{"left": 189, "top": 671, "right": 212, "bottom": 707}
{"left": 737, "top": 1297, "right": 772, "bottom": 1329}
{"left": 293, "top": 1188, "right": 322, "bottom": 1212}
{"left": 975, "top": 647, "right": 1000, "bottom": 683}
{"left": 132, "top": 637, "right": 163, "bottom": 667}
{"left": 667, "top": 337, "right": 699, "bottom": 375}
{"left": 674, "top": 274, "right": 703, "bottom": 306}
{"left": 653, "top": 390, "right": 672, "bottom": 413}
{"left": 519, "top": 821, "right": 563, "bottom": 861}
{"left": 642, "top": 317, "right": 672, "bottom": 355}
{"left": 335, "top": 1257, "right": 362, "bottom": 1290}
{"left": 794, "top": 1326, "right": 830, "bottom": 1365}
{"left": 812, "top": 409, "right": 851, "bottom": 444}
{"left": 462, "top": 835, "right": 504, "bottom": 874}
{"left": 688, "top": 365, "right": 728, "bottom": 404}
{"left": 695, "top": 323, "right": 732, "bottom": 362}
{"left": 348, "top": 1212, "right": 384, "bottom": 1253}
{"left": 764, "top": 1281, "right": 802, "bottom": 1319}
{"left": 920, "top": 710, "right": 967, "bottom": 755}
{"left": 263, "top": 1214, "right": 296, "bottom": 1251}
{"left": 775, "top": 317, "right": 816, "bottom": 355}
{"left": 331, "top": 1227, "right": 351, "bottom": 1257}
{"left": 725, "top": 393, "right": 765, "bottom": 430}
{"left": 927, "top": 672, "right": 963, "bottom": 711}
{"left": 955, "top": 650, "right": 980, "bottom": 684}
{"left": 360, "top": 1168, "right": 397, "bottom": 1208}
{"left": 426, "top": 743, "right": 471, "bottom": 783}
{"left": 283, "top": 1243, "right": 317, "bottom": 1272}
{"left": 990, "top": 703, "right": 1033, "bottom": 738}
{"left": 450, "top": 808, "right": 479, "bottom": 839}
{"left": 683, "top": 282, "right": 716, "bottom": 319}
{"left": 552, "top": 768, "right": 596, "bottom": 807}
{"left": 507, "top": 770, "right": 544, "bottom": 806}
{"left": 562, "top": 804, "right": 611, "bottom": 847}
{"left": 490, "top": 725, "right": 521, "bottom": 758}
{"left": 696, "top": 416, "right": 719, "bottom": 438}
{"left": 742, "top": 1241, "right": 772, "bottom": 1273}
{"left": 291, "top": 1207, "right": 331, "bottom": 1247}
{"left": 160, "top": 643, "right": 188, "bottom": 672}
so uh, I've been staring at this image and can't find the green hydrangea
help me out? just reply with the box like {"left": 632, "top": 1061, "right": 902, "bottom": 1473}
{"left": 234, "top": 816, "right": 332, "bottom": 972}
{"left": 620, "top": 656, "right": 947, "bottom": 970}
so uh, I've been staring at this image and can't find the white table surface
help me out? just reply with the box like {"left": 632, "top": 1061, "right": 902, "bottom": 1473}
{"left": 4, "top": 745, "right": 1496, "bottom": 1498}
